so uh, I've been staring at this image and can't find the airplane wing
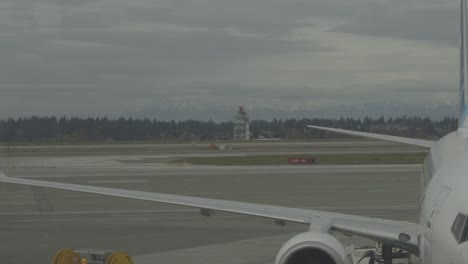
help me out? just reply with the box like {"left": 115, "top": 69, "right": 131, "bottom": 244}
{"left": 0, "top": 173, "right": 421, "bottom": 254}
{"left": 307, "top": 125, "right": 434, "bottom": 148}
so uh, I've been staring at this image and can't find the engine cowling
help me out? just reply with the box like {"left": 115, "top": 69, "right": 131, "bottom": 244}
{"left": 275, "top": 232, "right": 353, "bottom": 264}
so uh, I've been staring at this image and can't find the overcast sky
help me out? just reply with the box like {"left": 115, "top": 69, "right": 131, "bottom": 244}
{"left": 0, "top": 0, "right": 461, "bottom": 120}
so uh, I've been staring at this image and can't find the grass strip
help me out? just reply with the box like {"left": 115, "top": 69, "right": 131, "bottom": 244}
{"left": 169, "top": 153, "right": 427, "bottom": 166}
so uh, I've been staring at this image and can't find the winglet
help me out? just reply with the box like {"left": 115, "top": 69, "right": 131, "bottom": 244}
{"left": 459, "top": 0, "right": 468, "bottom": 129}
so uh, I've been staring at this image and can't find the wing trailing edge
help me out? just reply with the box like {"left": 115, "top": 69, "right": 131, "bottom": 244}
{"left": 307, "top": 125, "right": 434, "bottom": 148}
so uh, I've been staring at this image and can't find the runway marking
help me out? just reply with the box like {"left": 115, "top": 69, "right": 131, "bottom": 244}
{"left": 87, "top": 179, "right": 148, "bottom": 184}
{"left": 0, "top": 209, "right": 198, "bottom": 216}
{"left": 5, "top": 215, "right": 237, "bottom": 223}
{"left": 0, "top": 206, "right": 416, "bottom": 216}
{"left": 3, "top": 214, "right": 417, "bottom": 223}
{"left": 0, "top": 201, "right": 35, "bottom": 205}
{"left": 367, "top": 189, "right": 386, "bottom": 193}
{"left": 303, "top": 205, "right": 417, "bottom": 210}
{"left": 5, "top": 164, "right": 422, "bottom": 179}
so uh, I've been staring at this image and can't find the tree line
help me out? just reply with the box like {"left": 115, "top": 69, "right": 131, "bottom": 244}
{"left": 0, "top": 116, "right": 458, "bottom": 142}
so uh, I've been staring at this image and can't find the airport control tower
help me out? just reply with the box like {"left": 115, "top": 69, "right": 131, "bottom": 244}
{"left": 233, "top": 106, "right": 250, "bottom": 140}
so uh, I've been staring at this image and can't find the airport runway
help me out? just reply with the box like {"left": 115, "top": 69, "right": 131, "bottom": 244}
{"left": 0, "top": 142, "right": 422, "bottom": 264}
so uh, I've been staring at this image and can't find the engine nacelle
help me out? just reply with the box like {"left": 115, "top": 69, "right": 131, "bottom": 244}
{"left": 275, "top": 232, "right": 353, "bottom": 264}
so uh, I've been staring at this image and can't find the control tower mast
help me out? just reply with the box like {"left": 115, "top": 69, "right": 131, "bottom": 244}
{"left": 233, "top": 106, "right": 250, "bottom": 140}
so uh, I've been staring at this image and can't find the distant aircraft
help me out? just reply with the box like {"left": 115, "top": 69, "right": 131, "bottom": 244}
{"left": 3, "top": 1, "right": 468, "bottom": 263}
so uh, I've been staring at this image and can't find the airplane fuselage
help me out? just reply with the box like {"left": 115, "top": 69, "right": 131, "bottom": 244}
{"left": 418, "top": 131, "right": 468, "bottom": 263}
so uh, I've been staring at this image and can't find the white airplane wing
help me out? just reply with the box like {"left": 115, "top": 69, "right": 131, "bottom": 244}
{"left": 307, "top": 125, "right": 434, "bottom": 148}
{"left": 0, "top": 173, "right": 421, "bottom": 254}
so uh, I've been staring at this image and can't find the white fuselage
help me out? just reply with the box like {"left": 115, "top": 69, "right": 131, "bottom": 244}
{"left": 418, "top": 131, "right": 468, "bottom": 264}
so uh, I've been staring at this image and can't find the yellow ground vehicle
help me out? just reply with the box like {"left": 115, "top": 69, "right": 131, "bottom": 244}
{"left": 52, "top": 249, "right": 134, "bottom": 264}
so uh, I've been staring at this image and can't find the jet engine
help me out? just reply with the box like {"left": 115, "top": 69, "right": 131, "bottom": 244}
{"left": 275, "top": 232, "right": 353, "bottom": 264}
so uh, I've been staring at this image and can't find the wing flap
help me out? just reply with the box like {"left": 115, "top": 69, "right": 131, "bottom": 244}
{"left": 307, "top": 125, "right": 434, "bottom": 148}
{"left": 0, "top": 173, "right": 421, "bottom": 254}
{"left": 332, "top": 218, "right": 420, "bottom": 254}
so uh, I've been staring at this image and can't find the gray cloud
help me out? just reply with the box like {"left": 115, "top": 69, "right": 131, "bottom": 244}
{"left": 0, "top": 0, "right": 460, "bottom": 119}
{"left": 332, "top": 2, "right": 458, "bottom": 45}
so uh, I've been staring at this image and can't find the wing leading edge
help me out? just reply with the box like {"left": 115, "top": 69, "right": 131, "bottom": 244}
{"left": 307, "top": 125, "right": 434, "bottom": 148}
{"left": 0, "top": 173, "right": 421, "bottom": 254}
